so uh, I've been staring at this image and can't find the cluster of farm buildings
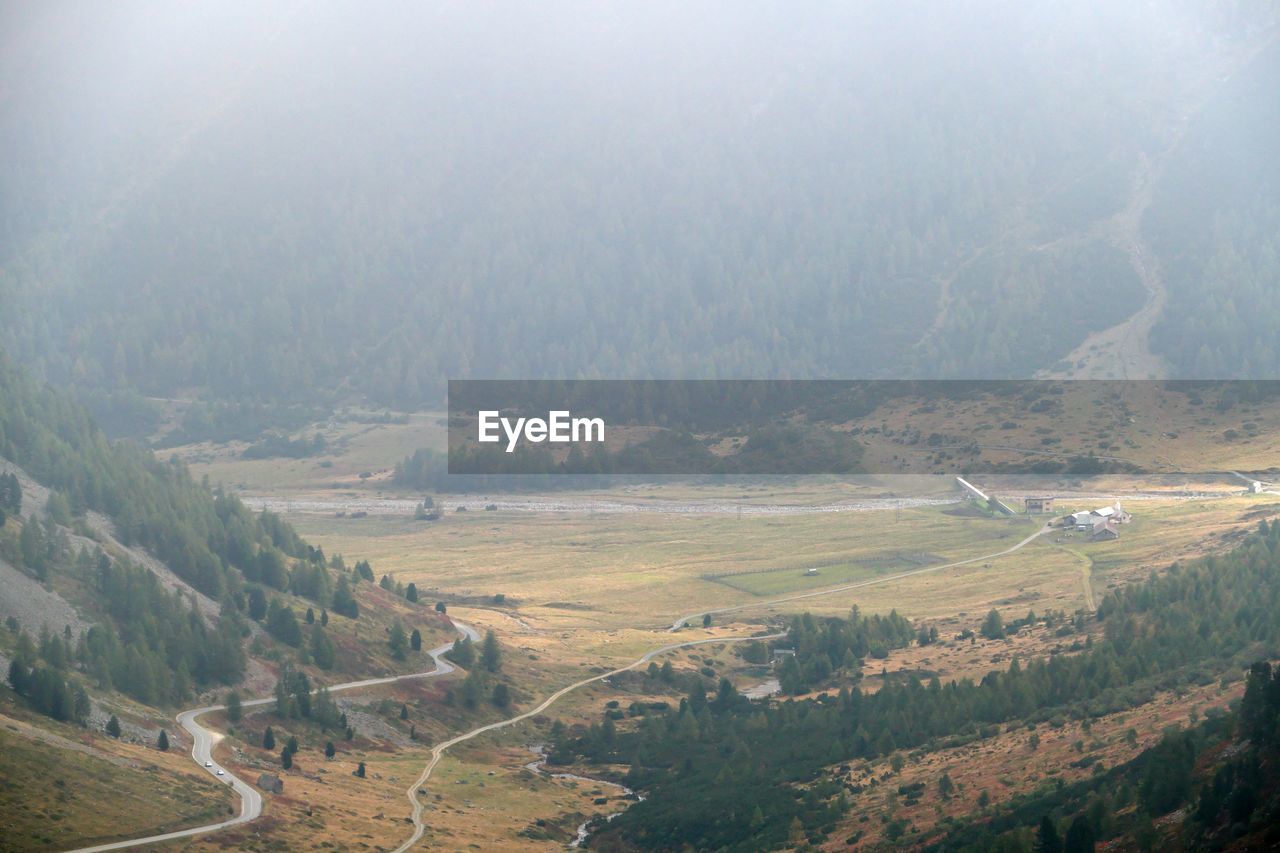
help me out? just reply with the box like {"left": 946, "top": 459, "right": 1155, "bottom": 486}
{"left": 1023, "top": 495, "right": 1132, "bottom": 540}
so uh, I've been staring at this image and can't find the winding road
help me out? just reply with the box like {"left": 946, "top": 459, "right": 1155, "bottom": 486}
{"left": 390, "top": 631, "right": 787, "bottom": 853}
{"left": 66, "top": 620, "right": 480, "bottom": 853}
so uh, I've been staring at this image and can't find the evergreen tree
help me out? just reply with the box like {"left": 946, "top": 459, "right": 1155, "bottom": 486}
{"left": 406, "top": 582, "right": 418, "bottom": 602}
{"left": 226, "top": 690, "right": 243, "bottom": 723}
{"left": 263, "top": 726, "right": 275, "bottom": 750}
{"left": 355, "top": 762, "right": 366, "bottom": 778}
{"left": 938, "top": 771, "right": 955, "bottom": 799}
{"left": 157, "top": 729, "right": 170, "bottom": 750}
{"left": 410, "top": 628, "right": 422, "bottom": 651}
{"left": 981, "top": 608, "right": 1007, "bottom": 640}
{"left": 310, "top": 624, "right": 335, "bottom": 670}
{"left": 7, "top": 655, "right": 28, "bottom": 691}
{"left": 0, "top": 472, "right": 21, "bottom": 515}
{"left": 482, "top": 630, "right": 501, "bottom": 672}
{"left": 324, "top": 741, "right": 336, "bottom": 759}
{"left": 389, "top": 620, "right": 408, "bottom": 660}
{"left": 1063, "top": 815, "right": 1095, "bottom": 853}
{"left": 248, "top": 587, "right": 268, "bottom": 621}
{"left": 281, "top": 748, "right": 293, "bottom": 769}
{"left": 331, "top": 574, "right": 358, "bottom": 619}
{"left": 1034, "top": 816, "right": 1062, "bottom": 853}
{"left": 106, "top": 715, "right": 121, "bottom": 738}
{"left": 266, "top": 598, "right": 303, "bottom": 646}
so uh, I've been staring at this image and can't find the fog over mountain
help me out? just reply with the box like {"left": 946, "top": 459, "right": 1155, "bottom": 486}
{"left": 1, "top": 2, "right": 1277, "bottom": 418}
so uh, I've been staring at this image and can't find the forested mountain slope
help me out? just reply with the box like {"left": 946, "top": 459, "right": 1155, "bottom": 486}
{"left": 0, "top": 347, "right": 437, "bottom": 715}
{"left": 1, "top": 2, "right": 1274, "bottom": 420}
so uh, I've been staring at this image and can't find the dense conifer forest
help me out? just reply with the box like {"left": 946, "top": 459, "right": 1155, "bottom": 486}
{"left": 0, "top": 349, "right": 381, "bottom": 718}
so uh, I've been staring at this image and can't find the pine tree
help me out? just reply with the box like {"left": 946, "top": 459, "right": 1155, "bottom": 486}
{"left": 981, "top": 608, "right": 1006, "bottom": 640}
{"left": 938, "top": 771, "right": 954, "bottom": 799}
{"left": 248, "top": 587, "right": 268, "bottom": 621}
{"left": 355, "top": 761, "right": 366, "bottom": 778}
{"left": 324, "top": 741, "right": 336, "bottom": 759}
{"left": 157, "top": 729, "right": 170, "bottom": 750}
{"left": 8, "top": 659, "right": 28, "bottom": 693}
{"left": 1063, "top": 815, "right": 1095, "bottom": 853}
{"left": 281, "top": 748, "right": 293, "bottom": 769}
{"left": 72, "top": 685, "right": 91, "bottom": 723}
{"left": 389, "top": 621, "right": 408, "bottom": 660}
{"left": 332, "top": 575, "right": 358, "bottom": 619}
{"left": 310, "top": 624, "right": 335, "bottom": 670}
{"left": 226, "top": 690, "right": 243, "bottom": 723}
{"left": 410, "top": 628, "right": 422, "bottom": 651}
{"left": 263, "top": 726, "right": 275, "bottom": 750}
{"left": 106, "top": 715, "right": 121, "bottom": 738}
{"left": 406, "top": 582, "right": 418, "bottom": 602}
{"left": 1035, "top": 815, "right": 1063, "bottom": 853}
{"left": 482, "top": 631, "right": 501, "bottom": 672}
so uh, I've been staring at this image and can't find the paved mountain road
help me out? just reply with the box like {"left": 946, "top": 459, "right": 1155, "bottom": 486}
{"left": 66, "top": 620, "right": 479, "bottom": 853}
